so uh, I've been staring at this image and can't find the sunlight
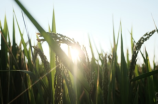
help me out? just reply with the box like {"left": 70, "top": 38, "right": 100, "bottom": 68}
{"left": 70, "top": 47, "right": 79, "bottom": 62}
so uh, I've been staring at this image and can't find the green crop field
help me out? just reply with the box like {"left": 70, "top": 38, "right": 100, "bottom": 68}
{"left": 0, "top": 1, "right": 158, "bottom": 104}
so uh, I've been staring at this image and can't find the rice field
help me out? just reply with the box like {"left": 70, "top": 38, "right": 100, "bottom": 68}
{"left": 0, "top": 1, "right": 158, "bottom": 104}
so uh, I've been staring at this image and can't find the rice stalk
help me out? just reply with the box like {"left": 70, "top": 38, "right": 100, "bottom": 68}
{"left": 54, "top": 55, "right": 63, "bottom": 104}
{"left": 33, "top": 46, "right": 50, "bottom": 74}
{"left": 130, "top": 29, "right": 157, "bottom": 81}
{"left": 62, "top": 65, "right": 76, "bottom": 104}
{"left": 37, "top": 32, "right": 91, "bottom": 82}
{"left": 37, "top": 32, "right": 90, "bottom": 103}
{"left": 15, "top": 1, "right": 90, "bottom": 93}
{"left": 0, "top": 31, "right": 19, "bottom": 69}
{"left": 33, "top": 46, "right": 53, "bottom": 103}
{"left": 7, "top": 65, "right": 58, "bottom": 104}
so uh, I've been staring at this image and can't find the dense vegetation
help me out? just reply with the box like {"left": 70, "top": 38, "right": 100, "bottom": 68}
{"left": 0, "top": 1, "right": 158, "bottom": 104}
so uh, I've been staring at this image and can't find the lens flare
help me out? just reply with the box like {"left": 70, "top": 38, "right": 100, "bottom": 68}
{"left": 70, "top": 48, "right": 79, "bottom": 62}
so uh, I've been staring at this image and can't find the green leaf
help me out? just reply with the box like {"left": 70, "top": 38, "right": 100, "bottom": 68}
{"left": 120, "top": 29, "right": 129, "bottom": 104}
{"left": 12, "top": 15, "right": 17, "bottom": 62}
{"left": 130, "top": 27, "right": 134, "bottom": 54}
{"left": 0, "top": 20, "right": 1, "bottom": 28}
{"left": 133, "top": 86, "right": 139, "bottom": 104}
{"left": 88, "top": 35, "right": 95, "bottom": 60}
{"left": 14, "top": 11, "right": 32, "bottom": 68}
{"left": 131, "top": 68, "right": 158, "bottom": 82}
{"left": 49, "top": 9, "right": 56, "bottom": 103}
{"left": 52, "top": 9, "right": 56, "bottom": 33}
{"left": 0, "top": 15, "right": 9, "bottom": 104}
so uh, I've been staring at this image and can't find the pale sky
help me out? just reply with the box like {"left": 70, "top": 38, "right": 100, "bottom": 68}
{"left": 0, "top": 0, "right": 158, "bottom": 66}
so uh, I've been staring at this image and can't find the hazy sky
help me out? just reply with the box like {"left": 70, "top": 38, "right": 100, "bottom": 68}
{"left": 0, "top": 1, "right": 158, "bottom": 65}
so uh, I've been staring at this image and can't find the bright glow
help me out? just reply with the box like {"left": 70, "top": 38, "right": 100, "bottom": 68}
{"left": 70, "top": 48, "right": 79, "bottom": 62}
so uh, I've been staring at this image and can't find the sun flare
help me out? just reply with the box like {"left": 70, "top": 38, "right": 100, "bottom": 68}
{"left": 70, "top": 48, "right": 79, "bottom": 62}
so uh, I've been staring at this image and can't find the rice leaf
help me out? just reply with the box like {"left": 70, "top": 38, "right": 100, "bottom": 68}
{"left": 0, "top": 15, "right": 9, "bottom": 104}
{"left": 0, "top": 20, "right": 1, "bottom": 28}
{"left": 133, "top": 85, "right": 139, "bottom": 104}
{"left": 12, "top": 15, "right": 17, "bottom": 64}
{"left": 130, "top": 27, "right": 134, "bottom": 54}
{"left": 120, "top": 30, "right": 129, "bottom": 104}
{"left": 49, "top": 9, "right": 56, "bottom": 103}
{"left": 14, "top": 11, "right": 32, "bottom": 68}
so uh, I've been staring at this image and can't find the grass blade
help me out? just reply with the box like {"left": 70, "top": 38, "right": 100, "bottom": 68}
{"left": 0, "top": 15, "right": 9, "bottom": 104}
{"left": 14, "top": 11, "right": 32, "bottom": 68}
{"left": 120, "top": 29, "right": 129, "bottom": 104}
